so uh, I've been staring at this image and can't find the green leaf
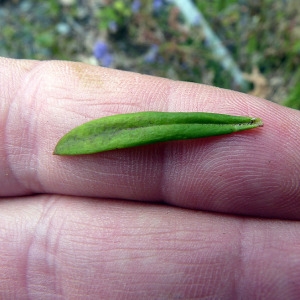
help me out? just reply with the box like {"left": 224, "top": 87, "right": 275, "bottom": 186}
{"left": 53, "top": 111, "right": 263, "bottom": 155}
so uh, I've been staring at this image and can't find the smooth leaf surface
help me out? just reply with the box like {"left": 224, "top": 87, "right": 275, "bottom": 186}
{"left": 53, "top": 112, "right": 263, "bottom": 155}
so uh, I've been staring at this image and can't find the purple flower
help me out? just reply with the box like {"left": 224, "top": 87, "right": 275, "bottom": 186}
{"left": 93, "top": 41, "right": 109, "bottom": 60}
{"left": 153, "top": 0, "right": 163, "bottom": 11}
{"left": 144, "top": 44, "right": 159, "bottom": 63}
{"left": 93, "top": 41, "right": 113, "bottom": 67}
{"left": 131, "top": 0, "right": 141, "bottom": 13}
{"left": 101, "top": 53, "right": 113, "bottom": 67}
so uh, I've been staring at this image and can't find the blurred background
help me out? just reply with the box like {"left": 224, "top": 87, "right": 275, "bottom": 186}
{"left": 1, "top": 0, "right": 299, "bottom": 108}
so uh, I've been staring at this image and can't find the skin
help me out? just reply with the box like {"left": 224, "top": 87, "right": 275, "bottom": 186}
{"left": 1, "top": 57, "right": 300, "bottom": 299}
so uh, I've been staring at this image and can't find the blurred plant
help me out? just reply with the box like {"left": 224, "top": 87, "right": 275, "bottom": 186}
{"left": 93, "top": 41, "right": 113, "bottom": 67}
{"left": 283, "top": 70, "right": 300, "bottom": 110}
{"left": 152, "top": 0, "right": 164, "bottom": 12}
{"left": 131, "top": 0, "right": 141, "bottom": 14}
{"left": 96, "top": 0, "right": 131, "bottom": 31}
{"left": 144, "top": 44, "right": 159, "bottom": 63}
{"left": 1, "top": 0, "right": 300, "bottom": 104}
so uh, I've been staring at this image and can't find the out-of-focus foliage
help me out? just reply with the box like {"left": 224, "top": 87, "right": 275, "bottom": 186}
{"left": 283, "top": 70, "right": 300, "bottom": 110}
{"left": 0, "top": 0, "right": 299, "bottom": 106}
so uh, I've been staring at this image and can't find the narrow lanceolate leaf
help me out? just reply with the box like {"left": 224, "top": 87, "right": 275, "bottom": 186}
{"left": 53, "top": 111, "right": 263, "bottom": 155}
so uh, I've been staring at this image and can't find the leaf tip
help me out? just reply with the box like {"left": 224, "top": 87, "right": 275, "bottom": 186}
{"left": 251, "top": 117, "right": 264, "bottom": 127}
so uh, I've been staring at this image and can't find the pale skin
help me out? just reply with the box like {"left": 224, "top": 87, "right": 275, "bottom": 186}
{"left": 1, "top": 57, "right": 300, "bottom": 299}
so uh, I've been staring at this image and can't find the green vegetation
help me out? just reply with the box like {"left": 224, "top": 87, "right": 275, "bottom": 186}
{"left": 283, "top": 70, "right": 300, "bottom": 110}
{"left": 0, "top": 0, "right": 299, "bottom": 107}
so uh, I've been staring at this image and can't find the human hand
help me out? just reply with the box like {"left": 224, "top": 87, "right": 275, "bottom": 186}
{"left": 1, "top": 57, "right": 300, "bottom": 299}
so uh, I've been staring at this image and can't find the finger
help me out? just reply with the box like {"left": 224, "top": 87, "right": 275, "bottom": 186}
{"left": 1, "top": 58, "right": 300, "bottom": 219}
{"left": 1, "top": 195, "right": 300, "bottom": 298}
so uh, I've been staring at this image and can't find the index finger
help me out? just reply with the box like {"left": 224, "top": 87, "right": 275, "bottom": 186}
{"left": 1, "top": 58, "right": 299, "bottom": 219}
